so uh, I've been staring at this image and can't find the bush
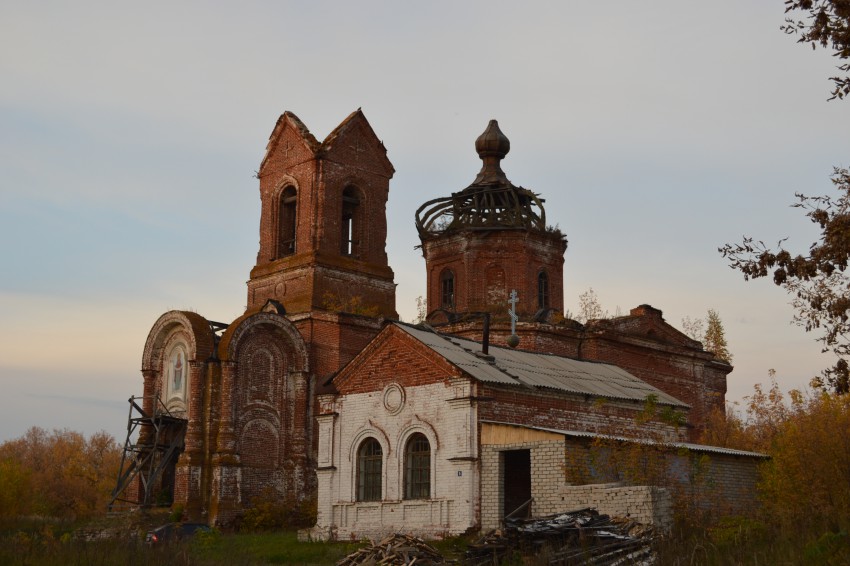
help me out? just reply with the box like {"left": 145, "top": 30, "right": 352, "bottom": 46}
{"left": 240, "top": 488, "right": 316, "bottom": 532}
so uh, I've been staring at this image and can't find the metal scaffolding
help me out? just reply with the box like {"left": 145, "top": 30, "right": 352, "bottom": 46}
{"left": 108, "top": 395, "right": 187, "bottom": 512}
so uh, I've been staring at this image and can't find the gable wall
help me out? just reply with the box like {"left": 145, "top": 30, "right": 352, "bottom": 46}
{"left": 334, "top": 328, "right": 462, "bottom": 395}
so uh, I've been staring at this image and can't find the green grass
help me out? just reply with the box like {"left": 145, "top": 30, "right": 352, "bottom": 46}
{"left": 193, "top": 531, "right": 364, "bottom": 565}
{"left": 0, "top": 520, "right": 365, "bottom": 566}
{"left": 2, "top": 515, "right": 848, "bottom": 566}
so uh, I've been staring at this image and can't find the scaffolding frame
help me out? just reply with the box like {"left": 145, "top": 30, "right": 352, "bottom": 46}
{"left": 108, "top": 395, "right": 187, "bottom": 512}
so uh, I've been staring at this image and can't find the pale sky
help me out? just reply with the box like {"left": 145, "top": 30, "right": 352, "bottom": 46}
{"left": 1, "top": 1, "right": 848, "bottom": 443}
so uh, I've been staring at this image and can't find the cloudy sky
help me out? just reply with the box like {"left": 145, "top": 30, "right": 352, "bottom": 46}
{"left": 1, "top": 1, "right": 848, "bottom": 443}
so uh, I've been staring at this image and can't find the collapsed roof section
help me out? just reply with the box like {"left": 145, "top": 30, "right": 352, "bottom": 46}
{"left": 415, "top": 120, "right": 556, "bottom": 239}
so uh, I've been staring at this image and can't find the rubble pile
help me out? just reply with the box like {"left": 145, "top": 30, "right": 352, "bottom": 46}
{"left": 336, "top": 533, "right": 448, "bottom": 565}
{"left": 465, "top": 508, "right": 657, "bottom": 565}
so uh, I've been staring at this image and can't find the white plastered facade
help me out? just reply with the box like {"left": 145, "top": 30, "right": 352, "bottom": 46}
{"left": 312, "top": 377, "right": 479, "bottom": 540}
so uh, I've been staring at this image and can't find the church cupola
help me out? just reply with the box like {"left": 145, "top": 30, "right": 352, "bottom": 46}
{"left": 247, "top": 110, "right": 398, "bottom": 319}
{"left": 416, "top": 120, "right": 567, "bottom": 319}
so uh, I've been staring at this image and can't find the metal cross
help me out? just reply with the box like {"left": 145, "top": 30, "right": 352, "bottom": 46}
{"left": 508, "top": 289, "right": 519, "bottom": 335}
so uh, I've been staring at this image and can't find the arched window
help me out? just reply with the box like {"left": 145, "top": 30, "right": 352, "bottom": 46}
{"left": 404, "top": 433, "right": 431, "bottom": 499}
{"left": 537, "top": 270, "right": 549, "bottom": 310}
{"left": 440, "top": 269, "right": 455, "bottom": 309}
{"left": 357, "top": 438, "right": 382, "bottom": 501}
{"left": 341, "top": 187, "right": 361, "bottom": 256}
{"left": 278, "top": 186, "right": 297, "bottom": 257}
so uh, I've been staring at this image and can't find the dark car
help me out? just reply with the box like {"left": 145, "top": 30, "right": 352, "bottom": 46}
{"left": 145, "top": 522, "right": 211, "bottom": 545}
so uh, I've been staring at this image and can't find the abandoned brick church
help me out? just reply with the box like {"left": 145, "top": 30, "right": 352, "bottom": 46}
{"left": 116, "top": 110, "right": 764, "bottom": 536}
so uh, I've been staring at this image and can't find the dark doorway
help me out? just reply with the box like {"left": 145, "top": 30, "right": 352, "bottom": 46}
{"left": 503, "top": 449, "right": 532, "bottom": 519}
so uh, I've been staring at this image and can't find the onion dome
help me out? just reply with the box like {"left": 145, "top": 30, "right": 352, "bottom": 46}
{"left": 415, "top": 120, "right": 547, "bottom": 238}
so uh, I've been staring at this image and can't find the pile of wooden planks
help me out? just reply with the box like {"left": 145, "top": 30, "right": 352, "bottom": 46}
{"left": 336, "top": 533, "right": 448, "bottom": 565}
{"left": 465, "top": 508, "right": 657, "bottom": 565}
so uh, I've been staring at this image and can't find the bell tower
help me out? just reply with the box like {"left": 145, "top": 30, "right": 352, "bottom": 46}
{"left": 248, "top": 110, "right": 398, "bottom": 319}
{"left": 416, "top": 120, "right": 567, "bottom": 318}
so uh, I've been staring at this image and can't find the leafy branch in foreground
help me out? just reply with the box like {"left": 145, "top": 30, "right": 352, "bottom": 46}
{"left": 782, "top": 0, "right": 850, "bottom": 100}
{"left": 719, "top": 167, "right": 850, "bottom": 393}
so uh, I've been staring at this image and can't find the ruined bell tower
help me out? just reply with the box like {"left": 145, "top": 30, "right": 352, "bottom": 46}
{"left": 249, "top": 109, "right": 398, "bottom": 319}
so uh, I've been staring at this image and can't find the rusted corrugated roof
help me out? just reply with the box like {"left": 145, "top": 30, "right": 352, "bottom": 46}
{"left": 395, "top": 323, "right": 688, "bottom": 408}
{"left": 481, "top": 420, "right": 769, "bottom": 459}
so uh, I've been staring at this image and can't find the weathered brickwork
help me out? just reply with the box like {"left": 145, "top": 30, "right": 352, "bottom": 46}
{"left": 138, "top": 112, "right": 397, "bottom": 526}
{"left": 478, "top": 386, "right": 686, "bottom": 443}
{"left": 248, "top": 110, "right": 397, "bottom": 319}
{"left": 480, "top": 438, "right": 673, "bottom": 531}
{"left": 422, "top": 230, "right": 566, "bottom": 317}
{"left": 559, "top": 435, "right": 762, "bottom": 518}
{"left": 442, "top": 305, "right": 729, "bottom": 442}
{"left": 133, "top": 111, "right": 755, "bottom": 538}
{"left": 479, "top": 424, "right": 759, "bottom": 531}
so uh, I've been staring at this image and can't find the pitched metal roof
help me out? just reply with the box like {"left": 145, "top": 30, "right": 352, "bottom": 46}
{"left": 481, "top": 420, "right": 769, "bottom": 459}
{"left": 395, "top": 323, "right": 688, "bottom": 408}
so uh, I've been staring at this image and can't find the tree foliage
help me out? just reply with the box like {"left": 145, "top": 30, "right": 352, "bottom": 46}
{"left": 720, "top": 168, "right": 850, "bottom": 393}
{"left": 702, "top": 378, "right": 850, "bottom": 537}
{"left": 682, "top": 309, "right": 733, "bottom": 363}
{"left": 704, "top": 309, "right": 733, "bottom": 363}
{"left": 681, "top": 315, "right": 704, "bottom": 341}
{"left": 782, "top": 0, "right": 850, "bottom": 100}
{"left": 0, "top": 427, "right": 121, "bottom": 521}
{"left": 576, "top": 287, "right": 605, "bottom": 323}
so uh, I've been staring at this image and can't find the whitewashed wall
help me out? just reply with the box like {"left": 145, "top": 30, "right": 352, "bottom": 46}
{"left": 311, "top": 377, "right": 479, "bottom": 540}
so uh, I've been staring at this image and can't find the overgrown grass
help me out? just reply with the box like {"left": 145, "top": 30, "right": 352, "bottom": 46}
{"left": 652, "top": 520, "right": 850, "bottom": 566}
{"left": 2, "top": 515, "right": 848, "bottom": 565}
{"left": 0, "top": 519, "right": 365, "bottom": 566}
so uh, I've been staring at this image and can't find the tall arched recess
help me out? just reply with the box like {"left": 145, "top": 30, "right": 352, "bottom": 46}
{"left": 277, "top": 185, "right": 297, "bottom": 258}
{"left": 112, "top": 311, "right": 216, "bottom": 509}
{"left": 217, "top": 310, "right": 310, "bottom": 505}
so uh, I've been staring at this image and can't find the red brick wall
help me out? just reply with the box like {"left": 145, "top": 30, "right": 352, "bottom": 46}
{"left": 441, "top": 315, "right": 729, "bottom": 442}
{"left": 247, "top": 111, "right": 397, "bottom": 318}
{"left": 333, "top": 326, "right": 461, "bottom": 396}
{"left": 479, "top": 384, "right": 685, "bottom": 441}
{"left": 422, "top": 229, "right": 566, "bottom": 317}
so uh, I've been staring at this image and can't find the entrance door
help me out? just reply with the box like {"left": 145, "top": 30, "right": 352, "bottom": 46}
{"left": 503, "top": 449, "right": 531, "bottom": 519}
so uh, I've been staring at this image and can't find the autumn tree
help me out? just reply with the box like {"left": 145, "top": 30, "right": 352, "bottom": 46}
{"left": 704, "top": 309, "right": 733, "bottom": 363}
{"left": 682, "top": 309, "right": 733, "bottom": 363}
{"left": 681, "top": 315, "right": 704, "bottom": 341}
{"left": 720, "top": 168, "right": 850, "bottom": 393}
{"left": 782, "top": 0, "right": 850, "bottom": 100}
{"left": 414, "top": 295, "right": 427, "bottom": 323}
{"left": 759, "top": 390, "right": 850, "bottom": 534}
{"left": 0, "top": 427, "right": 122, "bottom": 520}
{"left": 701, "top": 378, "right": 850, "bottom": 537}
{"left": 570, "top": 287, "right": 620, "bottom": 323}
